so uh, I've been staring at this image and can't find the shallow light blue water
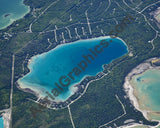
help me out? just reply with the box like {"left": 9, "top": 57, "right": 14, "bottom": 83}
{"left": 133, "top": 69, "right": 160, "bottom": 111}
{"left": 18, "top": 37, "right": 128, "bottom": 101}
{"left": 0, "top": 116, "right": 4, "bottom": 128}
{"left": 0, "top": 0, "right": 30, "bottom": 29}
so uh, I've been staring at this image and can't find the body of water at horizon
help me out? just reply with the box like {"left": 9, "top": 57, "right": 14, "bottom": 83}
{"left": 0, "top": 0, "right": 30, "bottom": 30}
{"left": 18, "top": 37, "right": 128, "bottom": 102}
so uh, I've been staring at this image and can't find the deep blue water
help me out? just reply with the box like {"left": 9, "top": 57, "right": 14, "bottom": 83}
{"left": 0, "top": 116, "right": 4, "bottom": 128}
{"left": 18, "top": 37, "right": 128, "bottom": 102}
{"left": 0, "top": 0, "right": 30, "bottom": 29}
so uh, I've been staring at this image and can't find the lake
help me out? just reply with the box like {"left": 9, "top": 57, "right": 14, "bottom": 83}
{"left": 17, "top": 36, "right": 128, "bottom": 102}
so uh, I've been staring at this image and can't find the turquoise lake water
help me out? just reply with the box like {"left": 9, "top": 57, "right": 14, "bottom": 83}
{"left": 131, "top": 69, "right": 160, "bottom": 113}
{"left": 0, "top": 117, "right": 4, "bottom": 128}
{"left": 18, "top": 37, "right": 128, "bottom": 102}
{"left": 0, "top": 0, "right": 30, "bottom": 30}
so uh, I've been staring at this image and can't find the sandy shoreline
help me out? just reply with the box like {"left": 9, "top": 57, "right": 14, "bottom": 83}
{"left": 123, "top": 57, "right": 160, "bottom": 128}
{"left": 16, "top": 36, "right": 128, "bottom": 103}
{"left": 0, "top": 109, "right": 10, "bottom": 128}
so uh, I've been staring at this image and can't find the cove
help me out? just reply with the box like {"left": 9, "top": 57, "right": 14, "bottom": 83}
{"left": 0, "top": 0, "right": 30, "bottom": 30}
{"left": 17, "top": 36, "right": 128, "bottom": 102}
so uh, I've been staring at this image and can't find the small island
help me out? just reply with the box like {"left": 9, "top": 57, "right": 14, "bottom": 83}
{"left": 4, "top": 13, "right": 11, "bottom": 18}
